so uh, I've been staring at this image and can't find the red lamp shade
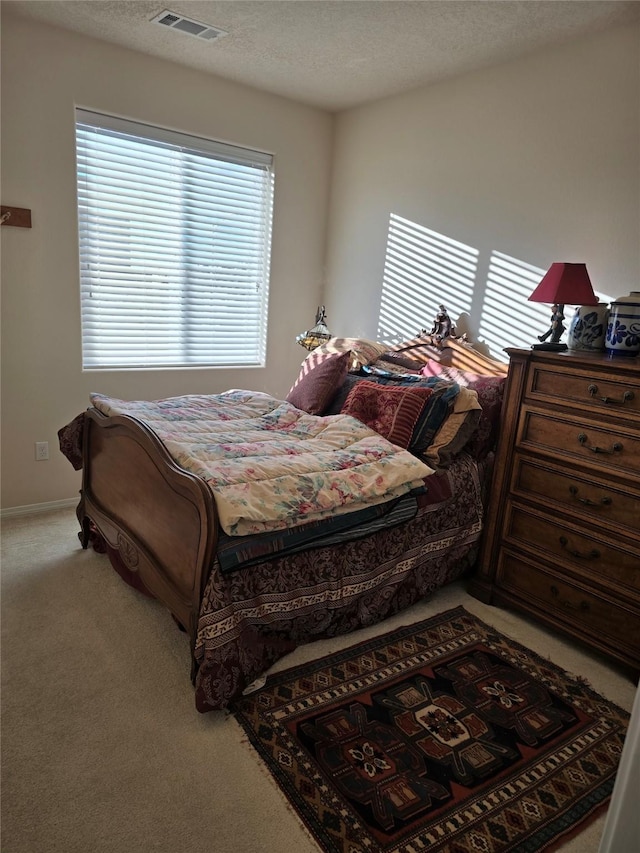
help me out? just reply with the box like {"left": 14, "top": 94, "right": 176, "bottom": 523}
{"left": 528, "top": 263, "right": 597, "bottom": 305}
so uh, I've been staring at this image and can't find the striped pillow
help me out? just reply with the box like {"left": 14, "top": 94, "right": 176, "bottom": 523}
{"left": 310, "top": 337, "right": 388, "bottom": 370}
{"left": 341, "top": 380, "right": 433, "bottom": 449}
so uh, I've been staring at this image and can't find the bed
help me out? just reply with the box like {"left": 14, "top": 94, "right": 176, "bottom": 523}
{"left": 61, "top": 335, "right": 507, "bottom": 712}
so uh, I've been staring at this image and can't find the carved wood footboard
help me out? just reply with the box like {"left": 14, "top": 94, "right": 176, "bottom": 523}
{"left": 77, "top": 408, "right": 219, "bottom": 653}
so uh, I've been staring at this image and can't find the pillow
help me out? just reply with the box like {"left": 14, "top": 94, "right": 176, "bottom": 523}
{"left": 323, "top": 369, "right": 420, "bottom": 417}
{"left": 463, "top": 375, "right": 506, "bottom": 458}
{"left": 323, "top": 373, "right": 365, "bottom": 415}
{"left": 359, "top": 369, "right": 447, "bottom": 390}
{"left": 341, "top": 380, "right": 434, "bottom": 449}
{"left": 324, "top": 373, "right": 461, "bottom": 448}
{"left": 378, "top": 351, "right": 425, "bottom": 372}
{"left": 363, "top": 362, "right": 426, "bottom": 379}
{"left": 286, "top": 351, "right": 350, "bottom": 415}
{"left": 422, "top": 386, "right": 482, "bottom": 467}
{"left": 309, "top": 337, "right": 388, "bottom": 371}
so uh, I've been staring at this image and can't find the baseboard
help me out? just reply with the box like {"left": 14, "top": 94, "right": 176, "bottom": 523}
{"left": 1, "top": 498, "right": 78, "bottom": 519}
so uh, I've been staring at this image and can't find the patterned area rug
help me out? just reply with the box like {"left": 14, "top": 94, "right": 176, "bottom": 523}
{"left": 232, "top": 607, "right": 629, "bottom": 853}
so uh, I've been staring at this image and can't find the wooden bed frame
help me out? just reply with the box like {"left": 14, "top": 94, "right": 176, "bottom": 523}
{"left": 77, "top": 336, "right": 507, "bottom": 660}
{"left": 391, "top": 334, "right": 508, "bottom": 375}
{"left": 77, "top": 412, "right": 218, "bottom": 651}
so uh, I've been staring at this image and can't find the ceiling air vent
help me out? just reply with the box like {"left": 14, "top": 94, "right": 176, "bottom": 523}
{"left": 151, "top": 10, "right": 228, "bottom": 42}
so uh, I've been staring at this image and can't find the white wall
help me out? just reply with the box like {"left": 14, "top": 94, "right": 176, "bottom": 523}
{"left": 0, "top": 13, "right": 333, "bottom": 509}
{"left": 324, "top": 24, "right": 640, "bottom": 357}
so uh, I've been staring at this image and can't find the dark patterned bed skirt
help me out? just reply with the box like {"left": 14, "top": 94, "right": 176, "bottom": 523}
{"left": 193, "top": 454, "right": 488, "bottom": 712}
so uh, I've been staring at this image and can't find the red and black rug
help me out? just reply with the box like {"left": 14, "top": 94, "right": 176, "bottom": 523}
{"left": 232, "top": 607, "right": 629, "bottom": 853}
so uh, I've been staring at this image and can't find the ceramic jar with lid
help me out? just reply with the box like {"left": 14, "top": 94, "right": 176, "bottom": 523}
{"left": 605, "top": 292, "right": 640, "bottom": 357}
{"left": 567, "top": 303, "right": 609, "bottom": 351}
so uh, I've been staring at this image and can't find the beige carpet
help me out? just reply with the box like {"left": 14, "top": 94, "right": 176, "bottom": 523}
{"left": 1, "top": 508, "right": 635, "bottom": 853}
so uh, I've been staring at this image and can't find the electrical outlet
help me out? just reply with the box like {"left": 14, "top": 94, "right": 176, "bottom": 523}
{"left": 35, "top": 441, "right": 49, "bottom": 461}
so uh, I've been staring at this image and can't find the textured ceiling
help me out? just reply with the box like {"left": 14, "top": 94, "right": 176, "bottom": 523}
{"left": 4, "top": 1, "right": 639, "bottom": 111}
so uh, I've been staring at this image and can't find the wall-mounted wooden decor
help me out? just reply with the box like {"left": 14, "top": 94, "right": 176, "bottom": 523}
{"left": 1, "top": 206, "right": 32, "bottom": 228}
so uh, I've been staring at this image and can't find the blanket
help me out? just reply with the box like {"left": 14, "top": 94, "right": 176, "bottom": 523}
{"left": 90, "top": 390, "right": 434, "bottom": 536}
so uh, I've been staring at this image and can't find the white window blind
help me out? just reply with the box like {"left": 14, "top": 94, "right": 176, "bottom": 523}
{"left": 75, "top": 109, "right": 274, "bottom": 369}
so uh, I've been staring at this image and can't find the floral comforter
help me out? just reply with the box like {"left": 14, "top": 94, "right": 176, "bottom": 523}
{"left": 90, "top": 390, "right": 433, "bottom": 536}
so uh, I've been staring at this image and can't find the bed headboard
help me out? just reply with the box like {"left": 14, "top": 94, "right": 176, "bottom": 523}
{"left": 390, "top": 335, "right": 508, "bottom": 377}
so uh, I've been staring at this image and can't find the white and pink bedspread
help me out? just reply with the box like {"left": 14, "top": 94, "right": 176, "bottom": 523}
{"left": 90, "top": 390, "right": 433, "bottom": 536}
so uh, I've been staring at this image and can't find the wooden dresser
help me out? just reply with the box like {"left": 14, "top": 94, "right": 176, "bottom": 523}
{"left": 470, "top": 348, "right": 640, "bottom": 672}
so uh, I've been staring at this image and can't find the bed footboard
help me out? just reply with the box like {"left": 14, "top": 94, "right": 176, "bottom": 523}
{"left": 78, "top": 408, "right": 218, "bottom": 652}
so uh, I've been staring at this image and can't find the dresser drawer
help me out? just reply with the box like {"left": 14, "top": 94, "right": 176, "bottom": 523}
{"left": 496, "top": 550, "right": 640, "bottom": 663}
{"left": 504, "top": 502, "right": 640, "bottom": 595}
{"left": 511, "top": 455, "right": 640, "bottom": 536}
{"left": 526, "top": 363, "right": 640, "bottom": 422}
{"left": 519, "top": 407, "right": 640, "bottom": 478}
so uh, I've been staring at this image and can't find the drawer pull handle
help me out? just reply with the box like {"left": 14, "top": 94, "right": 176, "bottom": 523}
{"left": 550, "top": 585, "right": 590, "bottom": 612}
{"left": 588, "top": 384, "right": 635, "bottom": 407}
{"left": 559, "top": 535, "right": 600, "bottom": 560}
{"left": 577, "top": 433, "right": 623, "bottom": 455}
{"left": 568, "top": 486, "right": 612, "bottom": 508}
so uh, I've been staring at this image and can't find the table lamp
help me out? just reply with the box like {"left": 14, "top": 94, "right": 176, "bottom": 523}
{"left": 528, "top": 263, "right": 597, "bottom": 351}
{"left": 296, "top": 306, "right": 332, "bottom": 351}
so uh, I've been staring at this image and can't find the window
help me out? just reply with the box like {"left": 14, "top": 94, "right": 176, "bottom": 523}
{"left": 75, "top": 110, "right": 274, "bottom": 369}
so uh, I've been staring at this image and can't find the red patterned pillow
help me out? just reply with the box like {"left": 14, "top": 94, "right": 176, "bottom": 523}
{"left": 286, "top": 351, "right": 350, "bottom": 415}
{"left": 341, "top": 380, "right": 434, "bottom": 449}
